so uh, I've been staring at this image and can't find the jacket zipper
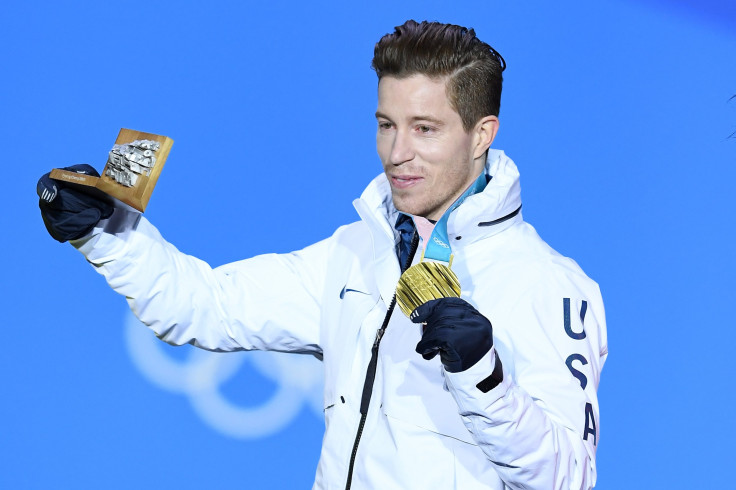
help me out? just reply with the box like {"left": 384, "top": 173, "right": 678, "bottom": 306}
{"left": 344, "top": 232, "right": 419, "bottom": 490}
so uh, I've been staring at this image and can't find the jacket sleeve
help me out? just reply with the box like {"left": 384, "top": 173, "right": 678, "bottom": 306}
{"left": 444, "top": 274, "right": 608, "bottom": 489}
{"left": 72, "top": 207, "right": 328, "bottom": 355}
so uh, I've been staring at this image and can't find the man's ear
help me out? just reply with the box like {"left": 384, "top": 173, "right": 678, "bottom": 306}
{"left": 472, "top": 116, "right": 500, "bottom": 159}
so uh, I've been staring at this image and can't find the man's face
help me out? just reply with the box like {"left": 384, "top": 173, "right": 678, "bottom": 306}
{"left": 376, "top": 75, "right": 489, "bottom": 221}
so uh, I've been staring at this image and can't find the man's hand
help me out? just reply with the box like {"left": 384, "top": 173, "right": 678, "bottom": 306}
{"left": 411, "top": 297, "right": 494, "bottom": 373}
{"left": 37, "top": 164, "right": 114, "bottom": 242}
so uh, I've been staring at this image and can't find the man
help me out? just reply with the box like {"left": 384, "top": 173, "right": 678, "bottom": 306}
{"left": 38, "top": 20, "right": 607, "bottom": 489}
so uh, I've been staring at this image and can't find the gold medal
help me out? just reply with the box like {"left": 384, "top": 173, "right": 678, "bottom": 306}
{"left": 395, "top": 261, "right": 461, "bottom": 317}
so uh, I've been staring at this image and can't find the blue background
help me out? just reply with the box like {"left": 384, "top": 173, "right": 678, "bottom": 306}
{"left": 2, "top": 0, "right": 734, "bottom": 488}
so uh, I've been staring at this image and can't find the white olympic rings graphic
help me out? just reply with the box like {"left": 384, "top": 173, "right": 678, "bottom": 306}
{"left": 123, "top": 311, "right": 324, "bottom": 439}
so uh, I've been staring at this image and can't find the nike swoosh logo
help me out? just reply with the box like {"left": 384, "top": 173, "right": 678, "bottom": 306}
{"left": 339, "top": 286, "right": 371, "bottom": 299}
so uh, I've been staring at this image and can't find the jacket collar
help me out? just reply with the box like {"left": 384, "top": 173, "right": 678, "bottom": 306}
{"left": 353, "top": 149, "right": 523, "bottom": 248}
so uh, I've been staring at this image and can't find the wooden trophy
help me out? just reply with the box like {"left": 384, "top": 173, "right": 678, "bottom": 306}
{"left": 50, "top": 128, "right": 174, "bottom": 212}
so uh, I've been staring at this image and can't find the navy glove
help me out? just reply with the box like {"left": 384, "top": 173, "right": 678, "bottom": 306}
{"left": 37, "top": 164, "right": 114, "bottom": 242}
{"left": 411, "top": 297, "right": 494, "bottom": 373}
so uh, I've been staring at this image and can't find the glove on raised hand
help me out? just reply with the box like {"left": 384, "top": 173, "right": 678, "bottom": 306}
{"left": 37, "top": 164, "right": 114, "bottom": 242}
{"left": 411, "top": 297, "right": 494, "bottom": 373}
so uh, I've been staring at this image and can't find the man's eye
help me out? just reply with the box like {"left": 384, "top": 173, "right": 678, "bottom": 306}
{"left": 378, "top": 122, "right": 392, "bottom": 130}
{"left": 418, "top": 125, "right": 433, "bottom": 133}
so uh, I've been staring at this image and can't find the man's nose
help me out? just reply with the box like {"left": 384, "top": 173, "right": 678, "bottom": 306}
{"left": 390, "top": 129, "right": 414, "bottom": 165}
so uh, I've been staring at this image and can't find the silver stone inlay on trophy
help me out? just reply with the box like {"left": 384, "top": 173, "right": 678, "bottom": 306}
{"left": 106, "top": 139, "right": 161, "bottom": 187}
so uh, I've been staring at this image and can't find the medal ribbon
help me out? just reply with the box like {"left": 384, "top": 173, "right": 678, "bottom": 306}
{"left": 422, "top": 171, "right": 487, "bottom": 263}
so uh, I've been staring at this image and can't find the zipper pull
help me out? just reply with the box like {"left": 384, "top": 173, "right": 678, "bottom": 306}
{"left": 373, "top": 327, "right": 385, "bottom": 348}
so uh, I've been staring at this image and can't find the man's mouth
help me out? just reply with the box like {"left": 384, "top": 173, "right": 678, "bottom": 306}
{"left": 391, "top": 175, "right": 423, "bottom": 189}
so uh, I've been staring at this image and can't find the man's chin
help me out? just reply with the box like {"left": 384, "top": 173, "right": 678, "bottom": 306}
{"left": 392, "top": 198, "right": 425, "bottom": 218}
{"left": 392, "top": 199, "right": 413, "bottom": 216}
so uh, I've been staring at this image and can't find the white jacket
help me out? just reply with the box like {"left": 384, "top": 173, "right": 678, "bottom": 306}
{"left": 74, "top": 149, "right": 607, "bottom": 489}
